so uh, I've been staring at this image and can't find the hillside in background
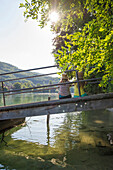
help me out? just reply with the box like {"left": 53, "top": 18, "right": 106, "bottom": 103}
{"left": 0, "top": 61, "right": 59, "bottom": 87}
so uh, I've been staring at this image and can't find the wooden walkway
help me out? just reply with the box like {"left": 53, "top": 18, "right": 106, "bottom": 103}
{"left": 0, "top": 92, "right": 113, "bottom": 120}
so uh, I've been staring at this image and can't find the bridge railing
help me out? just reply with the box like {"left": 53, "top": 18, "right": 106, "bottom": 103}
{"left": 0, "top": 65, "right": 102, "bottom": 106}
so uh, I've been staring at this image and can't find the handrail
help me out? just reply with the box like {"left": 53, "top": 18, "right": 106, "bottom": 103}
{"left": 0, "top": 64, "right": 58, "bottom": 76}
{"left": 3, "top": 78, "right": 104, "bottom": 96}
{"left": 5, "top": 87, "right": 57, "bottom": 96}
{"left": 0, "top": 63, "right": 107, "bottom": 107}
{"left": 4, "top": 77, "right": 102, "bottom": 96}
{"left": 1, "top": 72, "right": 59, "bottom": 83}
{"left": 0, "top": 77, "right": 102, "bottom": 95}
{"left": 0, "top": 69, "right": 76, "bottom": 83}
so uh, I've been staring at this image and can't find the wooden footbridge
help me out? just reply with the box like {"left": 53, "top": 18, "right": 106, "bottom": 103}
{"left": 0, "top": 65, "right": 113, "bottom": 121}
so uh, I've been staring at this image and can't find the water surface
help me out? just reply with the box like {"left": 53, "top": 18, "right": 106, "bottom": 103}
{"left": 0, "top": 94, "right": 113, "bottom": 169}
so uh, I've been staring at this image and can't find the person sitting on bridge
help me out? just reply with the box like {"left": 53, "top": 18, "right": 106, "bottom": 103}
{"left": 74, "top": 71, "right": 87, "bottom": 98}
{"left": 58, "top": 73, "right": 72, "bottom": 99}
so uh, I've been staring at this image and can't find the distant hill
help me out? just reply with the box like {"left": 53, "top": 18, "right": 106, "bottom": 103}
{"left": 0, "top": 61, "right": 59, "bottom": 86}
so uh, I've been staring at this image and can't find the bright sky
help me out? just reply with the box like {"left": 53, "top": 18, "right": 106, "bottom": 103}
{"left": 0, "top": 0, "right": 58, "bottom": 74}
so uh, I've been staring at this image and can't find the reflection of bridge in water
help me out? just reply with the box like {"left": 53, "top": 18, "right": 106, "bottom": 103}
{"left": 0, "top": 65, "right": 113, "bottom": 121}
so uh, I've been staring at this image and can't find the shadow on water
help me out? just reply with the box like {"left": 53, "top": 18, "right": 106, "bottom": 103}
{"left": 1, "top": 109, "right": 113, "bottom": 169}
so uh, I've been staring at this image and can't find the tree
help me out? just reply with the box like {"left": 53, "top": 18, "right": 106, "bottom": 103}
{"left": 20, "top": 0, "right": 85, "bottom": 27}
{"left": 13, "top": 82, "right": 22, "bottom": 89}
{"left": 22, "top": 81, "right": 33, "bottom": 88}
{"left": 56, "top": 0, "right": 113, "bottom": 88}
{"left": 20, "top": 0, "right": 113, "bottom": 88}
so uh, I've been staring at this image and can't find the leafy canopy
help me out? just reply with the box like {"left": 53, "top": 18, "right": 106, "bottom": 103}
{"left": 55, "top": 0, "right": 113, "bottom": 87}
{"left": 20, "top": 0, "right": 113, "bottom": 87}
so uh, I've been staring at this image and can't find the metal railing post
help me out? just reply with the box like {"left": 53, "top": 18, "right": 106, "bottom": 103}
{"left": 1, "top": 81, "right": 6, "bottom": 106}
{"left": 76, "top": 71, "right": 81, "bottom": 97}
{"left": 47, "top": 96, "right": 50, "bottom": 125}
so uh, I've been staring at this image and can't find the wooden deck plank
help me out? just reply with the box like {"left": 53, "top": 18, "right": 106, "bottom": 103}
{"left": 0, "top": 93, "right": 113, "bottom": 120}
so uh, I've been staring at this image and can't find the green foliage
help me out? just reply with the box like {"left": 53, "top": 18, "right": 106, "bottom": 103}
{"left": 56, "top": 0, "right": 113, "bottom": 89}
{"left": 22, "top": 82, "right": 33, "bottom": 88}
{"left": 37, "top": 83, "right": 41, "bottom": 86}
{"left": 20, "top": 0, "right": 88, "bottom": 29}
{"left": 4, "top": 86, "right": 8, "bottom": 91}
{"left": 20, "top": 0, "right": 113, "bottom": 91}
{"left": 49, "top": 80, "right": 52, "bottom": 84}
{"left": 20, "top": 0, "right": 51, "bottom": 28}
{"left": 13, "top": 82, "right": 22, "bottom": 89}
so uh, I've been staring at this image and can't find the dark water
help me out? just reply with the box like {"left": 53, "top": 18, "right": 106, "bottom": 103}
{"left": 0, "top": 94, "right": 113, "bottom": 169}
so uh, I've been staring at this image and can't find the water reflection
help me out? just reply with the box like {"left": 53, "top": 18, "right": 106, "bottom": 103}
{"left": 12, "top": 109, "right": 113, "bottom": 149}
{"left": 2, "top": 93, "right": 58, "bottom": 106}
{"left": 47, "top": 123, "right": 50, "bottom": 146}
{"left": 0, "top": 94, "right": 3, "bottom": 106}
{"left": 12, "top": 113, "right": 69, "bottom": 146}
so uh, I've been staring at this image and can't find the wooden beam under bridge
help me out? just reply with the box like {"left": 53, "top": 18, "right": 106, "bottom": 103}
{"left": 0, "top": 92, "right": 113, "bottom": 120}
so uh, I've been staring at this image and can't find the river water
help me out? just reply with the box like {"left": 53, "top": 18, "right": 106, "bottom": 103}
{"left": 0, "top": 93, "right": 113, "bottom": 169}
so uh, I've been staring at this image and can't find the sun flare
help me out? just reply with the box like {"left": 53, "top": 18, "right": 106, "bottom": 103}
{"left": 49, "top": 11, "right": 59, "bottom": 23}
